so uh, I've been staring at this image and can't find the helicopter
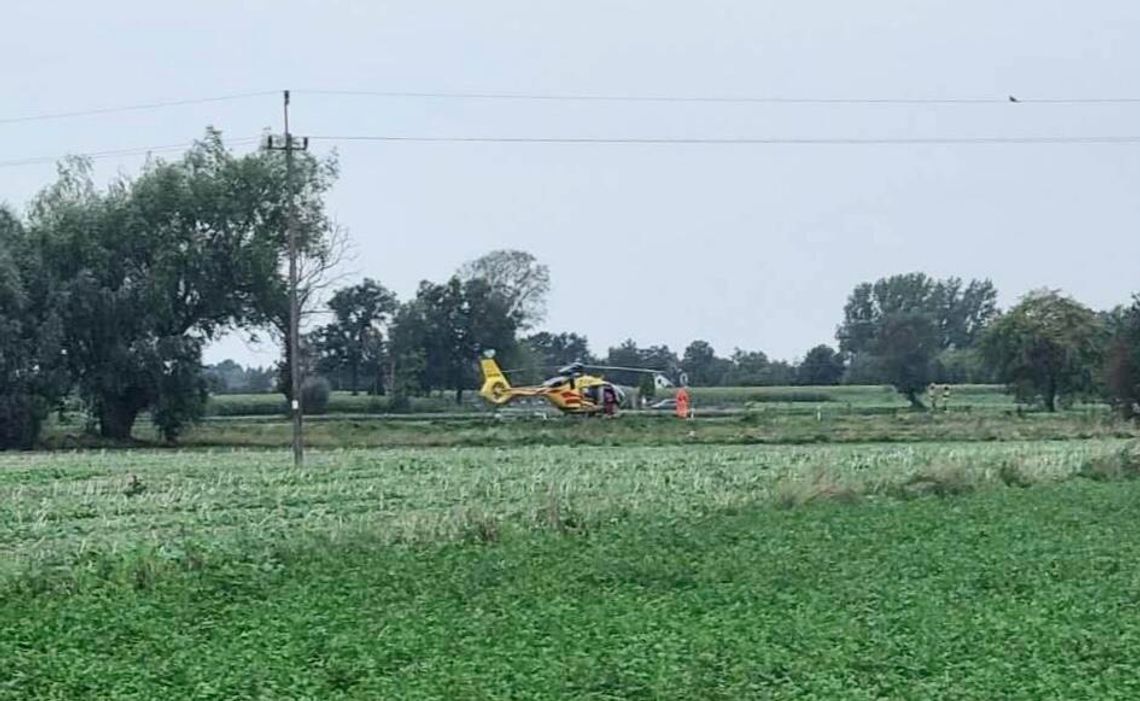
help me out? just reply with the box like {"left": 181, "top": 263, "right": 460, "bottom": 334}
{"left": 478, "top": 350, "right": 675, "bottom": 415}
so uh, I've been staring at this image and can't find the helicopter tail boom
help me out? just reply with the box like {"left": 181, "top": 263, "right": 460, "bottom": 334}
{"left": 479, "top": 357, "right": 514, "bottom": 404}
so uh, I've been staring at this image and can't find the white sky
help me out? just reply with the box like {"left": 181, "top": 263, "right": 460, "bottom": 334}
{"left": 2, "top": 1, "right": 1139, "bottom": 367}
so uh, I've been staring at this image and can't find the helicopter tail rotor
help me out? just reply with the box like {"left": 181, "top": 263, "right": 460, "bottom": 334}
{"left": 479, "top": 356, "right": 513, "bottom": 404}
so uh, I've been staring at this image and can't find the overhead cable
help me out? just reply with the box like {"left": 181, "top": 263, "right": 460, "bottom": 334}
{"left": 0, "top": 91, "right": 278, "bottom": 125}
{"left": 298, "top": 89, "right": 1140, "bottom": 105}
{"left": 308, "top": 134, "right": 1140, "bottom": 145}
{"left": 0, "top": 137, "right": 261, "bottom": 169}
{"left": 5, "top": 87, "right": 1139, "bottom": 127}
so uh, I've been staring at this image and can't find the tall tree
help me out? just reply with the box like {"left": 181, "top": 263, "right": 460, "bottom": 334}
{"left": 681, "top": 340, "right": 731, "bottom": 386}
{"left": 520, "top": 332, "right": 594, "bottom": 383}
{"left": 723, "top": 349, "right": 771, "bottom": 386}
{"left": 870, "top": 313, "right": 940, "bottom": 407}
{"left": 796, "top": 344, "right": 844, "bottom": 386}
{"left": 30, "top": 132, "right": 338, "bottom": 440}
{"left": 269, "top": 222, "right": 350, "bottom": 400}
{"left": 605, "top": 341, "right": 678, "bottom": 386}
{"left": 387, "top": 299, "right": 431, "bottom": 398}
{"left": 837, "top": 273, "right": 998, "bottom": 390}
{"left": 937, "top": 278, "right": 1000, "bottom": 349}
{"left": 838, "top": 273, "right": 998, "bottom": 358}
{"left": 525, "top": 332, "right": 594, "bottom": 368}
{"left": 390, "top": 276, "right": 519, "bottom": 403}
{"left": 0, "top": 208, "right": 66, "bottom": 448}
{"left": 763, "top": 360, "right": 798, "bottom": 387}
{"left": 1103, "top": 297, "right": 1140, "bottom": 418}
{"left": 461, "top": 277, "right": 520, "bottom": 384}
{"left": 981, "top": 290, "right": 1104, "bottom": 412}
{"left": 313, "top": 279, "right": 397, "bottom": 394}
{"left": 458, "top": 249, "right": 550, "bottom": 329}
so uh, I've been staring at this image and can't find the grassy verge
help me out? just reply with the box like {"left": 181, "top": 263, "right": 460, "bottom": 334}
{"left": 176, "top": 410, "right": 1135, "bottom": 449}
{"left": 5, "top": 477, "right": 1140, "bottom": 699}
{"left": 683, "top": 382, "right": 1015, "bottom": 408}
{"left": 206, "top": 392, "right": 474, "bottom": 417}
{"left": 39, "top": 405, "right": 1131, "bottom": 452}
{"left": 202, "top": 384, "right": 1021, "bottom": 418}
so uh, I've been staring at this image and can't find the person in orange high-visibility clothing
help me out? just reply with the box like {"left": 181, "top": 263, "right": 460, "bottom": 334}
{"left": 675, "top": 387, "right": 690, "bottom": 419}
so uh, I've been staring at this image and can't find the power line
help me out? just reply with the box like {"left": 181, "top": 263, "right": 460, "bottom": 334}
{"left": 0, "top": 91, "right": 278, "bottom": 126}
{"left": 3, "top": 88, "right": 1138, "bottom": 128}
{"left": 299, "top": 88, "right": 1140, "bottom": 105}
{"left": 0, "top": 137, "right": 261, "bottom": 169}
{"left": 309, "top": 134, "right": 1140, "bottom": 145}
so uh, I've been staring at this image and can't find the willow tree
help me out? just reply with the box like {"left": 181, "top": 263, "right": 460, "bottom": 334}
{"left": 29, "top": 130, "right": 339, "bottom": 440}
{"left": 981, "top": 290, "right": 1104, "bottom": 412}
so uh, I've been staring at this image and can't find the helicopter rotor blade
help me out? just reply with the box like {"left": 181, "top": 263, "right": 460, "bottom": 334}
{"left": 500, "top": 364, "right": 581, "bottom": 376}
{"left": 582, "top": 364, "right": 669, "bottom": 375}
{"left": 498, "top": 363, "right": 676, "bottom": 386}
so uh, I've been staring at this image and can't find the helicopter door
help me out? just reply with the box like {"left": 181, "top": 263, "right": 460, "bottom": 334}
{"left": 581, "top": 383, "right": 600, "bottom": 405}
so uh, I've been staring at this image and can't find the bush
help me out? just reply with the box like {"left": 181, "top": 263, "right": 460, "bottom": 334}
{"left": 301, "top": 377, "right": 332, "bottom": 415}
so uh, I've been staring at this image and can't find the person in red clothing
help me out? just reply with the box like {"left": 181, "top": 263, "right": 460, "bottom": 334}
{"left": 602, "top": 385, "right": 618, "bottom": 417}
{"left": 675, "top": 387, "right": 690, "bottom": 419}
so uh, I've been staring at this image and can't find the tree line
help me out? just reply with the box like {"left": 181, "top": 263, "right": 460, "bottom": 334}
{"left": 274, "top": 265, "right": 1140, "bottom": 420}
{"left": 3, "top": 133, "right": 1139, "bottom": 448}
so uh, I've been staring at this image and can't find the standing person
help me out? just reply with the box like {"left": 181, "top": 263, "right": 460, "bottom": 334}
{"left": 602, "top": 385, "right": 617, "bottom": 417}
{"left": 675, "top": 387, "right": 690, "bottom": 419}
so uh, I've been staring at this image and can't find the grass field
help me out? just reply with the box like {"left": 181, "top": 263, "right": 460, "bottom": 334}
{"left": 3, "top": 441, "right": 1140, "bottom": 698}
{"left": 183, "top": 409, "right": 1138, "bottom": 448}
{"left": 9, "top": 390, "right": 1140, "bottom": 698}
{"left": 42, "top": 404, "right": 1136, "bottom": 451}
{"left": 682, "top": 383, "right": 1017, "bottom": 408}
{"left": 205, "top": 392, "right": 470, "bottom": 417}
{"left": 203, "top": 383, "right": 1022, "bottom": 418}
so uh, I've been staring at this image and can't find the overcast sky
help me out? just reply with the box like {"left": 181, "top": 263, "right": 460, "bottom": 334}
{"left": 3, "top": 1, "right": 1139, "bottom": 366}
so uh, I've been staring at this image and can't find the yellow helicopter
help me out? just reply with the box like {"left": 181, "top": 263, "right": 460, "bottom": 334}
{"left": 478, "top": 351, "right": 673, "bottom": 415}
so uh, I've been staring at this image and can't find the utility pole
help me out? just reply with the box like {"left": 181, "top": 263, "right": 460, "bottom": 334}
{"left": 264, "top": 90, "right": 309, "bottom": 467}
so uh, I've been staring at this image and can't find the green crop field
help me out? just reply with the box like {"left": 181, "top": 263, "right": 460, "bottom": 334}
{"left": 3, "top": 439, "right": 1140, "bottom": 698}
